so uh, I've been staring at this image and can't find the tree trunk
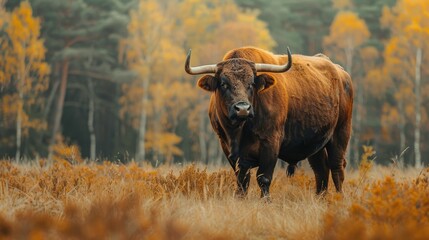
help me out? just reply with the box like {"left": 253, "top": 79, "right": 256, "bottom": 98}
{"left": 199, "top": 103, "right": 207, "bottom": 164}
{"left": 136, "top": 75, "right": 150, "bottom": 162}
{"left": 43, "top": 79, "right": 60, "bottom": 120}
{"left": 15, "top": 90, "right": 23, "bottom": 162}
{"left": 216, "top": 140, "right": 223, "bottom": 166}
{"left": 87, "top": 78, "right": 96, "bottom": 160}
{"left": 48, "top": 60, "right": 69, "bottom": 161}
{"left": 344, "top": 44, "right": 356, "bottom": 164}
{"left": 353, "top": 82, "right": 363, "bottom": 164}
{"left": 136, "top": 96, "right": 148, "bottom": 162}
{"left": 152, "top": 96, "right": 162, "bottom": 165}
{"left": 398, "top": 97, "right": 406, "bottom": 166}
{"left": 15, "top": 52, "right": 25, "bottom": 162}
{"left": 345, "top": 45, "right": 353, "bottom": 77}
{"left": 414, "top": 48, "right": 422, "bottom": 168}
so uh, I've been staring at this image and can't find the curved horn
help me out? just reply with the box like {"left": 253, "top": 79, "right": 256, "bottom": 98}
{"left": 255, "top": 47, "right": 292, "bottom": 73}
{"left": 185, "top": 49, "right": 217, "bottom": 75}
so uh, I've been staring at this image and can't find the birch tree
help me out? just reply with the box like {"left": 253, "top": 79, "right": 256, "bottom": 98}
{"left": 381, "top": 0, "right": 429, "bottom": 167}
{"left": 120, "top": 0, "right": 275, "bottom": 164}
{"left": 121, "top": 0, "right": 178, "bottom": 162}
{"left": 324, "top": 11, "right": 370, "bottom": 165}
{"left": 0, "top": 1, "right": 50, "bottom": 160}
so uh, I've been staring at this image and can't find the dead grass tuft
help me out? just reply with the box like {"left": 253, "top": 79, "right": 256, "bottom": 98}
{"left": 0, "top": 160, "right": 428, "bottom": 239}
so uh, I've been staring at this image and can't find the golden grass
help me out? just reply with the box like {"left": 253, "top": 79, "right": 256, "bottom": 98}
{"left": 0, "top": 159, "right": 428, "bottom": 239}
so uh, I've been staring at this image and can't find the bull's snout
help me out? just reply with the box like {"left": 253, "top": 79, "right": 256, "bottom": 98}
{"left": 232, "top": 101, "right": 254, "bottom": 119}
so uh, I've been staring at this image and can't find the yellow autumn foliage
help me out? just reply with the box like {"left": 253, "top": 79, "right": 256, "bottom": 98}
{"left": 379, "top": 0, "right": 429, "bottom": 150}
{"left": 144, "top": 131, "right": 183, "bottom": 164}
{"left": 324, "top": 11, "right": 370, "bottom": 51}
{"left": 119, "top": 0, "right": 276, "bottom": 162}
{"left": 52, "top": 135, "right": 83, "bottom": 164}
{"left": 0, "top": 1, "right": 50, "bottom": 150}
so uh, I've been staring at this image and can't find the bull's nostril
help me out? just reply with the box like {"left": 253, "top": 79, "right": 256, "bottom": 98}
{"left": 234, "top": 102, "right": 251, "bottom": 111}
{"left": 233, "top": 102, "right": 252, "bottom": 118}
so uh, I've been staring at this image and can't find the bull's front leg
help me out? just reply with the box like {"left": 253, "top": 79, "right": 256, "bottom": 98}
{"left": 235, "top": 158, "right": 251, "bottom": 197}
{"left": 229, "top": 140, "right": 251, "bottom": 197}
{"left": 256, "top": 140, "right": 279, "bottom": 200}
{"left": 225, "top": 126, "right": 252, "bottom": 197}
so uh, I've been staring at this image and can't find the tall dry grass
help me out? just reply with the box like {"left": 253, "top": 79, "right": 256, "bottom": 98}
{"left": 0, "top": 158, "right": 428, "bottom": 239}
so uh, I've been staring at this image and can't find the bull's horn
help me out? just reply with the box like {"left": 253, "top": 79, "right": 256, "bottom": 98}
{"left": 255, "top": 47, "right": 292, "bottom": 73}
{"left": 185, "top": 49, "right": 217, "bottom": 75}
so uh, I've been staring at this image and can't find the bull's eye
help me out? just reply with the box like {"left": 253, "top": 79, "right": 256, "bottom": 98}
{"left": 220, "top": 82, "right": 228, "bottom": 90}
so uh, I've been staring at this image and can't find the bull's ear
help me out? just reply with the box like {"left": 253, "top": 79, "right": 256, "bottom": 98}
{"left": 197, "top": 75, "right": 217, "bottom": 92}
{"left": 255, "top": 74, "right": 276, "bottom": 92}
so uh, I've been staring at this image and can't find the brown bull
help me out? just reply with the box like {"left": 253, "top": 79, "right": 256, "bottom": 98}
{"left": 185, "top": 47, "right": 353, "bottom": 198}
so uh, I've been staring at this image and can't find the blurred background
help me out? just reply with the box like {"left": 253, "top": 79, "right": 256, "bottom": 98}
{"left": 0, "top": 0, "right": 427, "bottom": 167}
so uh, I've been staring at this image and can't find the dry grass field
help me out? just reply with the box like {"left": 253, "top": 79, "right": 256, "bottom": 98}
{"left": 0, "top": 157, "right": 428, "bottom": 240}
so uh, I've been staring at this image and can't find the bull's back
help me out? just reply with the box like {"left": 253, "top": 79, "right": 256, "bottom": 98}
{"left": 278, "top": 55, "right": 348, "bottom": 162}
{"left": 223, "top": 46, "right": 281, "bottom": 64}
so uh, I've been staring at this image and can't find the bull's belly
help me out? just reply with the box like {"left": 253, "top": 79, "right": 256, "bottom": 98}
{"left": 279, "top": 128, "right": 333, "bottom": 164}
{"left": 236, "top": 122, "right": 335, "bottom": 167}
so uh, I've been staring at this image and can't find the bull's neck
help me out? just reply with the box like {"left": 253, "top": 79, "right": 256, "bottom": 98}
{"left": 215, "top": 104, "right": 246, "bottom": 160}
{"left": 219, "top": 110, "right": 246, "bottom": 141}
{"left": 225, "top": 119, "right": 245, "bottom": 163}
{"left": 214, "top": 91, "right": 252, "bottom": 158}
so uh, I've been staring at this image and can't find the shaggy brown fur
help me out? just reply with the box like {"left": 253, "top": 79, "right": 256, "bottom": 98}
{"left": 195, "top": 46, "right": 353, "bottom": 197}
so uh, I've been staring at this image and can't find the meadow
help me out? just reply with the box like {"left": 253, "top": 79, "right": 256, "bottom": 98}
{"left": 1, "top": 1, "right": 429, "bottom": 239}
{"left": 0, "top": 154, "right": 428, "bottom": 240}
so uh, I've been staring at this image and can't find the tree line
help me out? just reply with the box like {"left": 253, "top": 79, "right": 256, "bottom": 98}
{"left": 0, "top": 0, "right": 428, "bottom": 167}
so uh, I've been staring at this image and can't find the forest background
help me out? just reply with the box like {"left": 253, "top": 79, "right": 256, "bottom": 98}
{"left": 0, "top": 0, "right": 428, "bottom": 168}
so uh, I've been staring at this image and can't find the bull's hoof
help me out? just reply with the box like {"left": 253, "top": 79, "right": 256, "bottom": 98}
{"left": 261, "top": 195, "right": 272, "bottom": 203}
{"left": 316, "top": 190, "right": 328, "bottom": 198}
{"left": 234, "top": 189, "right": 247, "bottom": 199}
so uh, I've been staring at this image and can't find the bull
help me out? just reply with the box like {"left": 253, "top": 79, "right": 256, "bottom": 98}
{"left": 185, "top": 46, "right": 353, "bottom": 198}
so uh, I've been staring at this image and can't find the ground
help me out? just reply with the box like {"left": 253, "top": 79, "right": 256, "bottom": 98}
{"left": 0, "top": 159, "right": 428, "bottom": 239}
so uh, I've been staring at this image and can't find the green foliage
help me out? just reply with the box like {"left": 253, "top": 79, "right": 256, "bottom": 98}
{"left": 236, "top": 0, "right": 335, "bottom": 54}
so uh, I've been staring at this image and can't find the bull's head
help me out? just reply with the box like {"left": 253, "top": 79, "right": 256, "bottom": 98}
{"left": 185, "top": 48, "right": 292, "bottom": 123}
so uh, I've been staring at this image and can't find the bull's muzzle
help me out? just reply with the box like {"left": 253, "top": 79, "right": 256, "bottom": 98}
{"left": 231, "top": 101, "right": 254, "bottom": 120}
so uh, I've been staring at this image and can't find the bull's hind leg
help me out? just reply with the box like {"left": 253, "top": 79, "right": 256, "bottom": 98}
{"left": 308, "top": 148, "right": 330, "bottom": 194}
{"left": 326, "top": 143, "right": 346, "bottom": 193}
{"left": 326, "top": 124, "right": 351, "bottom": 193}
